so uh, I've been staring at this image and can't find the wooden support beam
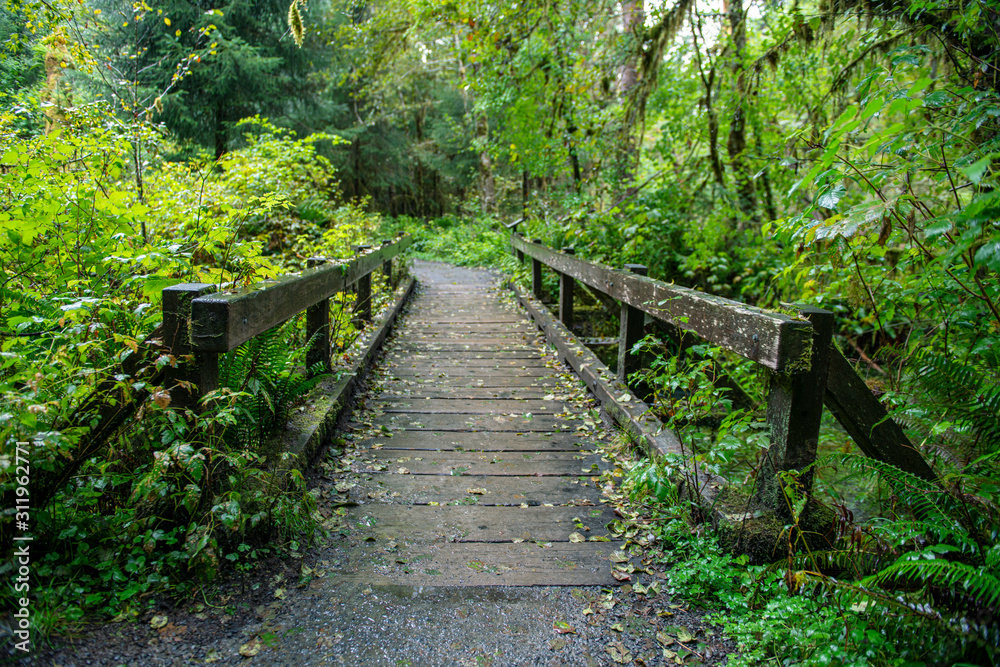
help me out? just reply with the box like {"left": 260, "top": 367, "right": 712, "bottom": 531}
{"left": 618, "top": 264, "right": 649, "bottom": 402}
{"left": 756, "top": 307, "right": 834, "bottom": 517}
{"left": 531, "top": 239, "right": 544, "bottom": 300}
{"left": 306, "top": 257, "right": 331, "bottom": 375}
{"left": 355, "top": 245, "right": 373, "bottom": 322}
{"left": 382, "top": 239, "right": 393, "bottom": 285}
{"left": 825, "top": 346, "right": 938, "bottom": 483}
{"left": 162, "top": 283, "right": 220, "bottom": 405}
{"left": 559, "top": 247, "right": 575, "bottom": 330}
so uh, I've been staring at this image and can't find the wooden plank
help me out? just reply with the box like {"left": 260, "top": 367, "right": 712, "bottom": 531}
{"left": 348, "top": 474, "right": 603, "bottom": 506}
{"left": 369, "top": 414, "right": 583, "bottom": 432}
{"left": 375, "top": 387, "right": 573, "bottom": 400}
{"left": 356, "top": 431, "right": 588, "bottom": 451}
{"left": 407, "top": 325, "right": 538, "bottom": 334}
{"left": 386, "top": 369, "right": 560, "bottom": 378}
{"left": 378, "top": 376, "right": 564, "bottom": 388}
{"left": 385, "top": 359, "right": 551, "bottom": 369}
{"left": 825, "top": 346, "right": 938, "bottom": 482}
{"left": 356, "top": 450, "right": 606, "bottom": 476}
{"left": 345, "top": 504, "right": 615, "bottom": 543}
{"left": 386, "top": 350, "right": 542, "bottom": 359}
{"left": 333, "top": 541, "right": 624, "bottom": 587}
{"left": 374, "top": 398, "right": 567, "bottom": 414}
{"left": 512, "top": 234, "right": 812, "bottom": 371}
{"left": 191, "top": 236, "right": 412, "bottom": 352}
{"left": 407, "top": 315, "right": 524, "bottom": 330}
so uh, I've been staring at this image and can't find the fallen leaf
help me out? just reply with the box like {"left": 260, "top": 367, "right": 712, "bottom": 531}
{"left": 612, "top": 570, "right": 631, "bottom": 582}
{"left": 606, "top": 641, "right": 632, "bottom": 663}
{"left": 274, "top": 587, "right": 286, "bottom": 600}
{"left": 204, "top": 648, "right": 221, "bottom": 663}
{"left": 239, "top": 636, "right": 263, "bottom": 657}
{"left": 569, "top": 532, "right": 585, "bottom": 543}
{"left": 466, "top": 487, "right": 487, "bottom": 495}
{"left": 150, "top": 614, "right": 168, "bottom": 629}
{"left": 609, "top": 551, "right": 629, "bottom": 563}
{"left": 395, "top": 467, "right": 410, "bottom": 474}
{"left": 553, "top": 620, "right": 576, "bottom": 634}
{"left": 610, "top": 622, "right": 625, "bottom": 632}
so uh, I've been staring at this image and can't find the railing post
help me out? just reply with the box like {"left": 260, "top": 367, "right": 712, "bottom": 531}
{"left": 531, "top": 239, "right": 544, "bottom": 300}
{"left": 381, "top": 239, "right": 393, "bottom": 286}
{"left": 306, "top": 257, "right": 332, "bottom": 374}
{"left": 514, "top": 232, "right": 525, "bottom": 263}
{"left": 559, "top": 247, "right": 575, "bottom": 330}
{"left": 162, "top": 283, "right": 219, "bottom": 408}
{"left": 355, "top": 244, "right": 373, "bottom": 322}
{"left": 617, "top": 264, "right": 650, "bottom": 401}
{"left": 755, "top": 307, "right": 834, "bottom": 518}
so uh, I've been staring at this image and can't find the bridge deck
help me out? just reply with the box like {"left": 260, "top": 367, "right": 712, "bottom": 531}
{"left": 333, "top": 262, "right": 623, "bottom": 586}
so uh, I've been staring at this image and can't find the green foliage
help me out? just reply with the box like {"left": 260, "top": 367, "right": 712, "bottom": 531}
{"left": 388, "top": 215, "right": 516, "bottom": 269}
{"left": 217, "top": 321, "right": 328, "bottom": 450}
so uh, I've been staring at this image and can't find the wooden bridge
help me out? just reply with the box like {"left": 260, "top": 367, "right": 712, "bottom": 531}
{"left": 51, "top": 226, "right": 939, "bottom": 590}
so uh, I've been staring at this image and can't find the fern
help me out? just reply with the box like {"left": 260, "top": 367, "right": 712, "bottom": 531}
{"left": 218, "top": 322, "right": 329, "bottom": 449}
{"left": 864, "top": 556, "right": 1000, "bottom": 610}
{"left": 913, "top": 349, "right": 1000, "bottom": 459}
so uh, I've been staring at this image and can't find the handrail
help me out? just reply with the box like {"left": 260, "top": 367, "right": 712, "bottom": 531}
{"left": 191, "top": 236, "right": 412, "bottom": 352}
{"left": 512, "top": 233, "right": 811, "bottom": 372}
{"left": 162, "top": 234, "right": 412, "bottom": 406}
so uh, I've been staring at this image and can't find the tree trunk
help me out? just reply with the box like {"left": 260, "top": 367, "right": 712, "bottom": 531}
{"left": 613, "top": 0, "right": 644, "bottom": 193}
{"left": 725, "top": 0, "right": 757, "bottom": 228}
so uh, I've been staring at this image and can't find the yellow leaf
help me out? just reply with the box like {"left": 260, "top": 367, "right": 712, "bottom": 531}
{"left": 239, "top": 637, "right": 263, "bottom": 657}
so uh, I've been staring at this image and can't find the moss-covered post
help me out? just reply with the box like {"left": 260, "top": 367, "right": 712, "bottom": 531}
{"left": 755, "top": 306, "right": 834, "bottom": 518}
{"left": 617, "top": 264, "right": 650, "bottom": 401}
{"left": 162, "top": 283, "right": 219, "bottom": 407}
{"left": 531, "top": 239, "right": 544, "bottom": 300}
{"left": 355, "top": 244, "right": 373, "bottom": 322}
{"left": 558, "top": 247, "right": 575, "bottom": 330}
{"left": 305, "top": 257, "right": 331, "bottom": 375}
{"left": 381, "top": 239, "right": 393, "bottom": 286}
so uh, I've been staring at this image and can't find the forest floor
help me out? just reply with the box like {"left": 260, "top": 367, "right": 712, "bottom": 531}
{"left": 31, "top": 262, "right": 736, "bottom": 667}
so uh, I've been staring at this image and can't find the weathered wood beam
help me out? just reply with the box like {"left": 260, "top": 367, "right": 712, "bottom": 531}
{"left": 190, "top": 236, "right": 411, "bottom": 352}
{"left": 306, "top": 257, "right": 331, "bottom": 375}
{"left": 756, "top": 307, "right": 834, "bottom": 515}
{"left": 558, "top": 247, "right": 575, "bottom": 330}
{"left": 825, "top": 346, "right": 938, "bottom": 483}
{"left": 163, "top": 283, "right": 219, "bottom": 404}
{"left": 512, "top": 234, "right": 811, "bottom": 371}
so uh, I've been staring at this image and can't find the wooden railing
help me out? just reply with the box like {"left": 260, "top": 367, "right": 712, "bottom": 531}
{"left": 510, "top": 233, "right": 937, "bottom": 519}
{"left": 162, "top": 234, "right": 412, "bottom": 405}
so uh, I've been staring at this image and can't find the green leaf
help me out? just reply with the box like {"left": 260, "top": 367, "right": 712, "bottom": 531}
{"left": 963, "top": 155, "right": 994, "bottom": 184}
{"left": 974, "top": 241, "right": 1000, "bottom": 271}
{"left": 817, "top": 183, "right": 846, "bottom": 210}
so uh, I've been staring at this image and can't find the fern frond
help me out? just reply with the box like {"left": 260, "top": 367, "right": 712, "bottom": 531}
{"left": 863, "top": 557, "right": 1000, "bottom": 610}
{"left": 915, "top": 350, "right": 1000, "bottom": 458}
{"left": 823, "top": 452, "right": 950, "bottom": 520}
